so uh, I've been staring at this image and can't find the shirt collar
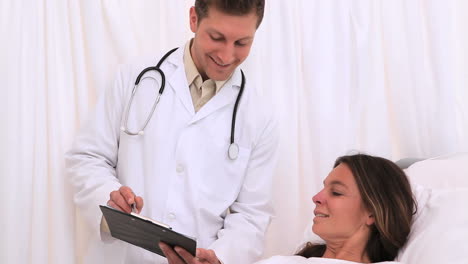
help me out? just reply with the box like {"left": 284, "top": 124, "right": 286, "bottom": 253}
{"left": 183, "top": 39, "right": 230, "bottom": 92}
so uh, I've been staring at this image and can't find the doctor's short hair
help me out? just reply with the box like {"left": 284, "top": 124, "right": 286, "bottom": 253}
{"left": 194, "top": 0, "right": 265, "bottom": 28}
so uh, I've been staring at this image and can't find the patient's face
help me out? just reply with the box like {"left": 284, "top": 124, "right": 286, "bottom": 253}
{"left": 312, "top": 163, "right": 372, "bottom": 242}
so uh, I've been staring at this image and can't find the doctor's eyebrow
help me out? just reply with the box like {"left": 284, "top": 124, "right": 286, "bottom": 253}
{"left": 207, "top": 29, "right": 253, "bottom": 42}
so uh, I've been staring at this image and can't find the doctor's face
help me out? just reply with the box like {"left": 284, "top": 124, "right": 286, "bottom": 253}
{"left": 189, "top": 6, "right": 258, "bottom": 81}
{"left": 312, "top": 164, "right": 374, "bottom": 242}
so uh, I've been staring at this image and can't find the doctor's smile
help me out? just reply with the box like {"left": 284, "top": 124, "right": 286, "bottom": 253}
{"left": 210, "top": 55, "right": 232, "bottom": 68}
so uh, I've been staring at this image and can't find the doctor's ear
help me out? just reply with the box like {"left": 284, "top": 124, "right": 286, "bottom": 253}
{"left": 189, "top": 7, "right": 198, "bottom": 33}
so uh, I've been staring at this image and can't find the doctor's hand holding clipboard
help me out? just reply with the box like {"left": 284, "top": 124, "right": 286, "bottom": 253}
{"left": 159, "top": 244, "right": 222, "bottom": 264}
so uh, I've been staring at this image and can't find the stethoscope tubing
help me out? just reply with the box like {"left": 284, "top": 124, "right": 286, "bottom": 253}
{"left": 231, "top": 70, "right": 245, "bottom": 145}
{"left": 121, "top": 47, "right": 244, "bottom": 160}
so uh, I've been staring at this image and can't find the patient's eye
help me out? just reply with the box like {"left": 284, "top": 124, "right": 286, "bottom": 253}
{"left": 332, "top": 191, "right": 342, "bottom": 196}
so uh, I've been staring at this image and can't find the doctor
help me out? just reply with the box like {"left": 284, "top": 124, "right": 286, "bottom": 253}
{"left": 66, "top": 0, "right": 278, "bottom": 264}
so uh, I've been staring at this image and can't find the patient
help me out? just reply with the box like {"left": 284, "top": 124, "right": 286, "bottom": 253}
{"left": 258, "top": 154, "right": 416, "bottom": 264}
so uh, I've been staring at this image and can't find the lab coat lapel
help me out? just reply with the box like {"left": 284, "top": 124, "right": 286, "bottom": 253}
{"left": 167, "top": 48, "right": 195, "bottom": 115}
{"left": 190, "top": 69, "right": 242, "bottom": 124}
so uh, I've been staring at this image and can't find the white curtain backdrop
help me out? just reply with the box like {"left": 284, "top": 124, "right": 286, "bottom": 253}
{"left": 1, "top": 0, "right": 467, "bottom": 263}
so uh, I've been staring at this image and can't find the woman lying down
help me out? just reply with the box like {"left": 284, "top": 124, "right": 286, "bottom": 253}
{"left": 257, "top": 154, "right": 416, "bottom": 264}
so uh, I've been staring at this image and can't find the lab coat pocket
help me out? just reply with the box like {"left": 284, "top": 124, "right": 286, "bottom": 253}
{"left": 197, "top": 144, "right": 252, "bottom": 215}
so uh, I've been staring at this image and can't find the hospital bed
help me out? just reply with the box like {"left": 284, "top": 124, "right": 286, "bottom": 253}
{"left": 299, "top": 152, "right": 468, "bottom": 264}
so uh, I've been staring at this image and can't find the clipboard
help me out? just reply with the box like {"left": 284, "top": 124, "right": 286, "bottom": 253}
{"left": 99, "top": 205, "right": 197, "bottom": 257}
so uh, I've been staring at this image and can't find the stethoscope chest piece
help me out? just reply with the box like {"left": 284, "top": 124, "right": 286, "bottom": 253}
{"left": 228, "top": 143, "right": 239, "bottom": 160}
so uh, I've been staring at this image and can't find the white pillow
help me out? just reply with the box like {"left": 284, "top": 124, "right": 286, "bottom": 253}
{"left": 405, "top": 153, "right": 468, "bottom": 189}
{"left": 397, "top": 153, "right": 468, "bottom": 263}
{"left": 397, "top": 187, "right": 468, "bottom": 263}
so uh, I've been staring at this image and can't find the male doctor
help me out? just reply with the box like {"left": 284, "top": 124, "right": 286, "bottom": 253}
{"left": 66, "top": 0, "right": 278, "bottom": 263}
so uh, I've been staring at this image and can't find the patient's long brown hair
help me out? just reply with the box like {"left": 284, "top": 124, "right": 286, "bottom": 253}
{"left": 297, "top": 154, "right": 416, "bottom": 262}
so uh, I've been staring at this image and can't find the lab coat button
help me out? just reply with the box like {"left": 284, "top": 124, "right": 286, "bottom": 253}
{"left": 168, "top": 213, "right": 176, "bottom": 221}
{"left": 176, "top": 164, "right": 184, "bottom": 173}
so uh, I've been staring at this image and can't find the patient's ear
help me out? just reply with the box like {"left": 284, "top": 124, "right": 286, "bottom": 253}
{"left": 366, "top": 214, "right": 375, "bottom": 226}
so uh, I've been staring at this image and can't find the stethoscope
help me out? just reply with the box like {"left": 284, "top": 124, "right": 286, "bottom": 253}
{"left": 120, "top": 47, "right": 245, "bottom": 160}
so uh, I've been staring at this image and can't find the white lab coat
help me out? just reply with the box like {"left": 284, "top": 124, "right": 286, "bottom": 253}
{"left": 66, "top": 46, "right": 279, "bottom": 264}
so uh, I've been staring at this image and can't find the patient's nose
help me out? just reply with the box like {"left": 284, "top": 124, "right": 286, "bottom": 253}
{"left": 313, "top": 190, "right": 325, "bottom": 205}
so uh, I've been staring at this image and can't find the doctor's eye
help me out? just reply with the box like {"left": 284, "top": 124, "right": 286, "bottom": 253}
{"left": 210, "top": 35, "right": 224, "bottom": 42}
{"left": 331, "top": 191, "right": 342, "bottom": 196}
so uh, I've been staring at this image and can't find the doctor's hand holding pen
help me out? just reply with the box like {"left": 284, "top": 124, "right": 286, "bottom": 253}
{"left": 107, "top": 186, "right": 144, "bottom": 214}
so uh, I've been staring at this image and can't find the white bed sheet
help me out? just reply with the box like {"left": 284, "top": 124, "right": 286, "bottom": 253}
{"left": 255, "top": 255, "right": 399, "bottom": 264}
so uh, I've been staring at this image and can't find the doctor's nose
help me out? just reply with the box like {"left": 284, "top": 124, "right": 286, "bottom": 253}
{"left": 216, "top": 44, "right": 235, "bottom": 64}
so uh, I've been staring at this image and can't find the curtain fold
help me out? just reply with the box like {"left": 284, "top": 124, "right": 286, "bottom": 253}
{"left": 1, "top": 0, "right": 467, "bottom": 263}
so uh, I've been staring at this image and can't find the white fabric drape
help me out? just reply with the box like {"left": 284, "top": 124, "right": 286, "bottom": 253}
{"left": 1, "top": 1, "right": 467, "bottom": 263}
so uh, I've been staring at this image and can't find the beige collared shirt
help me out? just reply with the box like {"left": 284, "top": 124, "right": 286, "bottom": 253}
{"left": 183, "top": 40, "right": 229, "bottom": 112}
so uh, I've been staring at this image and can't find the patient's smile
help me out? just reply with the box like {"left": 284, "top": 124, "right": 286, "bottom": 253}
{"left": 314, "top": 210, "right": 330, "bottom": 219}
{"left": 315, "top": 214, "right": 329, "bottom": 217}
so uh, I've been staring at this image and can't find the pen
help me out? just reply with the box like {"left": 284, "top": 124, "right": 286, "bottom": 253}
{"left": 131, "top": 203, "right": 137, "bottom": 214}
